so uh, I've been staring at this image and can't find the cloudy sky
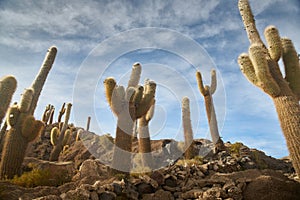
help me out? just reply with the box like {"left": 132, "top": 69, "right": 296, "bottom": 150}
{"left": 0, "top": 0, "right": 299, "bottom": 158}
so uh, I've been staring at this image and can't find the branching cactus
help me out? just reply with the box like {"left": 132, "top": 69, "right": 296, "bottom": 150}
{"left": 42, "top": 104, "right": 55, "bottom": 125}
{"left": 0, "top": 76, "right": 17, "bottom": 127}
{"left": 58, "top": 102, "right": 66, "bottom": 123}
{"left": 0, "top": 89, "right": 44, "bottom": 179}
{"left": 49, "top": 103, "right": 72, "bottom": 161}
{"left": 138, "top": 100, "right": 155, "bottom": 169}
{"left": 0, "top": 46, "right": 56, "bottom": 179}
{"left": 238, "top": 0, "right": 300, "bottom": 176}
{"left": 196, "top": 69, "right": 225, "bottom": 152}
{"left": 182, "top": 97, "right": 196, "bottom": 159}
{"left": 104, "top": 63, "right": 156, "bottom": 174}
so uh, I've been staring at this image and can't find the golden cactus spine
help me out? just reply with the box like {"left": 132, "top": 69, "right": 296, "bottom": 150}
{"left": 49, "top": 103, "right": 72, "bottom": 161}
{"left": 0, "top": 88, "right": 44, "bottom": 179}
{"left": 0, "top": 76, "right": 17, "bottom": 127}
{"left": 238, "top": 0, "right": 300, "bottom": 176}
{"left": 182, "top": 97, "right": 195, "bottom": 159}
{"left": 196, "top": 69, "right": 225, "bottom": 151}
{"left": 104, "top": 63, "right": 156, "bottom": 174}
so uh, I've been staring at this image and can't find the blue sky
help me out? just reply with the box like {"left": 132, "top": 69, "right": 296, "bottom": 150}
{"left": 0, "top": 0, "right": 299, "bottom": 158}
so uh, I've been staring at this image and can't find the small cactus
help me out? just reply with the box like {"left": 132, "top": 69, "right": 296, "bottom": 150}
{"left": 104, "top": 63, "right": 156, "bottom": 174}
{"left": 42, "top": 104, "right": 55, "bottom": 125}
{"left": 182, "top": 97, "right": 195, "bottom": 159}
{"left": 49, "top": 103, "right": 72, "bottom": 161}
{"left": 238, "top": 0, "right": 300, "bottom": 176}
{"left": 196, "top": 69, "right": 225, "bottom": 152}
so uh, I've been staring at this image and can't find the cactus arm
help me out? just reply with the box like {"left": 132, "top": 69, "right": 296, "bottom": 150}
{"left": 26, "top": 120, "right": 44, "bottom": 142}
{"left": 196, "top": 71, "right": 207, "bottom": 96}
{"left": 62, "top": 129, "right": 71, "bottom": 146}
{"left": 136, "top": 82, "right": 156, "bottom": 118}
{"left": 127, "top": 62, "right": 141, "bottom": 88}
{"left": 182, "top": 97, "right": 195, "bottom": 159}
{"left": 50, "top": 127, "right": 60, "bottom": 146}
{"left": 264, "top": 26, "right": 282, "bottom": 62}
{"left": 60, "top": 103, "right": 72, "bottom": 134}
{"left": 238, "top": 0, "right": 264, "bottom": 46}
{"left": 19, "top": 88, "right": 34, "bottom": 113}
{"left": 104, "top": 77, "right": 117, "bottom": 107}
{"left": 249, "top": 44, "right": 281, "bottom": 97}
{"left": 58, "top": 102, "right": 66, "bottom": 123}
{"left": 210, "top": 70, "right": 217, "bottom": 95}
{"left": 145, "top": 101, "right": 155, "bottom": 122}
{"left": 238, "top": 53, "right": 259, "bottom": 86}
{"left": 111, "top": 86, "right": 125, "bottom": 115}
{"left": 0, "top": 76, "right": 17, "bottom": 126}
{"left": 281, "top": 38, "right": 300, "bottom": 100}
{"left": 29, "top": 46, "right": 57, "bottom": 115}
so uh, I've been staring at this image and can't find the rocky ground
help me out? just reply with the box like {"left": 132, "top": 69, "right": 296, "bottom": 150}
{"left": 1, "top": 126, "right": 300, "bottom": 200}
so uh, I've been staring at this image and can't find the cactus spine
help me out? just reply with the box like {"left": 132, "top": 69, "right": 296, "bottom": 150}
{"left": 104, "top": 63, "right": 156, "bottom": 174}
{"left": 138, "top": 100, "right": 155, "bottom": 168}
{"left": 49, "top": 103, "right": 72, "bottom": 161}
{"left": 196, "top": 69, "right": 225, "bottom": 152}
{"left": 238, "top": 0, "right": 300, "bottom": 176}
{"left": 182, "top": 97, "right": 195, "bottom": 159}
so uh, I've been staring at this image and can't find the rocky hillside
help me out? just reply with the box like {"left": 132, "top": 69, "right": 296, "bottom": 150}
{"left": 0, "top": 127, "right": 299, "bottom": 200}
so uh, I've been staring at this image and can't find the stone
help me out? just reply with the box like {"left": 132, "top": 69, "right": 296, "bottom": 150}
{"left": 99, "top": 191, "right": 116, "bottom": 200}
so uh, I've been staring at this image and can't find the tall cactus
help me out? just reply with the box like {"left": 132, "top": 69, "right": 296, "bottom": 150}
{"left": 49, "top": 103, "right": 72, "bottom": 161}
{"left": 104, "top": 63, "right": 156, "bottom": 174}
{"left": 0, "top": 89, "right": 44, "bottom": 179}
{"left": 138, "top": 99, "right": 155, "bottom": 169}
{"left": 196, "top": 69, "right": 225, "bottom": 152}
{"left": 237, "top": 0, "right": 300, "bottom": 176}
{"left": 0, "top": 46, "right": 56, "bottom": 179}
{"left": 182, "top": 97, "right": 195, "bottom": 159}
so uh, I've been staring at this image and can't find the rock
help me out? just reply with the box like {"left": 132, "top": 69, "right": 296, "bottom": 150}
{"left": 33, "top": 195, "right": 62, "bottom": 200}
{"left": 150, "top": 171, "right": 165, "bottom": 185}
{"left": 142, "top": 189, "right": 174, "bottom": 200}
{"left": 243, "top": 175, "right": 300, "bottom": 200}
{"left": 60, "top": 188, "right": 90, "bottom": 200}
{"left": 136, "top": 182, "right": 154, "bottom": 194}
{"left": 99, "top": 191, "right": 116, "bottom": 200}
{"left": 180, "top": 189, "right": 204, "bottom": 199}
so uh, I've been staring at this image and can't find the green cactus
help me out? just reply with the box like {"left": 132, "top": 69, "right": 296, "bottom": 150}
{"left": 0, "top": 76, "right": 17, "bottom": 127}
{"left": 0, "top": 88, "right": 45, "bottom": 179}
{"left": 238, "top": 0, "right": 300, "bottom": 176}
{"left": 196, "top": 69, "right": 225, "bottom": 152}
{"left": 182, "top": 97, "right": 195, "bottom": 159}
{"left": 49, "top": 103, "right": 72, "bottom": 161}
{"left": 0, "top": 46, "right": 56, "bottom": 179}
{"left": 104, "top": 63, "right": 156, "bottom": 174}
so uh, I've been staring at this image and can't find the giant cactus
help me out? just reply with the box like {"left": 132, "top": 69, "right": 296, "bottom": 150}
{"left": 0, "top": 46, "right": 56, "bottom": 179}
{"left": 104, "top": 63, "right": 156, "bottom": 174}
{"left": 0, "top": 89, "right": 44, "bottom": 179}
{"left": 196, "top": 69, "right": 225, "bottom": 152}
{"left": 237, "top": 0, "right": 300, "bottom": 176}
{"left": 182, "top": 97, "right": 196, "bottom": 159}
{"left": 49, "top": 103, "right": 72, "bottom": 161}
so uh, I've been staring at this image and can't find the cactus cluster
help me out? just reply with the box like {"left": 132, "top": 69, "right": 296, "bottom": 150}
{"left": 49, "top": 103, "right": 72, "bottom": 161}
{"left": 0, "top": 46, "right": 57, "bottom": 179}
{"left": 104, "top": 63, "right": 156, "bottom": 173}
{"left": 238, "top": 0, "right": 300, "bottom": 176}
{"left": 196, "top": 69, "right": 225, "bottom": 152}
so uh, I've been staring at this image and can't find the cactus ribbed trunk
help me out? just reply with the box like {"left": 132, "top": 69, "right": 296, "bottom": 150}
{"left": 204, "top": 93, "right": 220, "bottom": 144}
{"left": 273, "top": 95, "right": 300, "bottom": 176}
{"left": 111, "top": 113, "right": 134, "bottom": 174}
{"left": 138, "top": 116, "right": 153, "bottom": 168}
{"left": 0, "top": 128, "right": 28, "bottom": 179}
{"left": 182, "top": 97, "right": 195, "bottom": 160}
